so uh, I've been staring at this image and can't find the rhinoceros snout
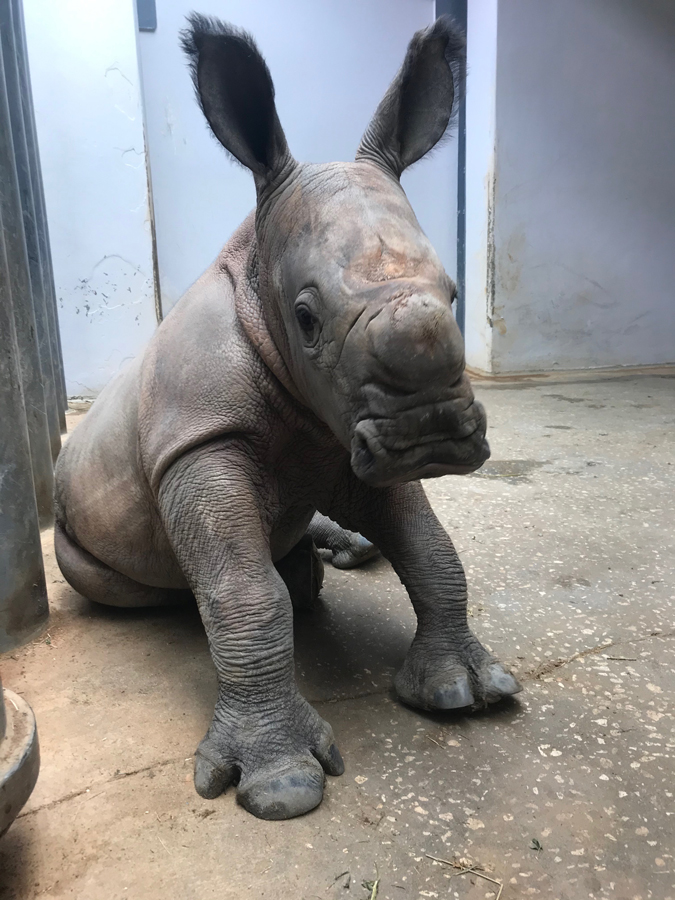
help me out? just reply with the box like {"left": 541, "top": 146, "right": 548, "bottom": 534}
{"left": 349, "top": 397, "right": 490, "bottom": 488}
{"left": 366, "top": 291, "right": 464, "bottom": 391}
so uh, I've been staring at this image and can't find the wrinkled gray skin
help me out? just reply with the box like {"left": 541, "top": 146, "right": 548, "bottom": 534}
{"left": 54, "top": 14, "right": 521, "bottom": 820}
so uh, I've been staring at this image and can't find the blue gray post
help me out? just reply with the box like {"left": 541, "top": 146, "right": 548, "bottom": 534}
{"left": 0, "top": 0, "right": 52, "bottom": 651}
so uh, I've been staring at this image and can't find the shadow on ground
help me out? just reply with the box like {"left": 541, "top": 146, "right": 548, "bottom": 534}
{"left": 1, "top": 375, "right": 674, "bottom": 900}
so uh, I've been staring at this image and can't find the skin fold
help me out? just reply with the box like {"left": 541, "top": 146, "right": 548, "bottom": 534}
{"left": 53, "top": 14, "right": 521, "bottom": 821}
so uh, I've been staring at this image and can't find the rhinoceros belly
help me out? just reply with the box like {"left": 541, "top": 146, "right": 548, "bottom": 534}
{"left": 54, "top": 357, "right": 188, "bottom": 589}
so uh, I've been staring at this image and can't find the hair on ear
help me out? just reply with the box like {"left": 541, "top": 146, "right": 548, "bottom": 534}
{"left": 356, "top": 16, "right": 466, "bottom": 178}
{"left": 180, "top": 12, "right": 292, "bottom": 179}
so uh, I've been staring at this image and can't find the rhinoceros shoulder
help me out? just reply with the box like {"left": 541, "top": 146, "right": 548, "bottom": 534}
{"left": 138, "top": 227, "right": 287, "bottom": 494}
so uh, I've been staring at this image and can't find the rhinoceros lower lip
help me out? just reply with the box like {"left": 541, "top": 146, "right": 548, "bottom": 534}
{"left": 350, "top": 419, "right": 490, "bottom": 487}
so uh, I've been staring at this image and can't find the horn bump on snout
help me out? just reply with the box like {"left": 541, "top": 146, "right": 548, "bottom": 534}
{"left": 366, "top": 292, "right": 465, "bottom": 389}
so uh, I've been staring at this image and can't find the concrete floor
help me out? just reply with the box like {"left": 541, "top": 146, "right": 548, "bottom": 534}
{"left": 1, "top": 373, "right": 674, "bottom": 900}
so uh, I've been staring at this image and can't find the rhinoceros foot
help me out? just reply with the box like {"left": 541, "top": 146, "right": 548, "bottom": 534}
{"left": 307, "top": 513, "right": 381, "bottom": 570}
{"left": 193, "top": 694, "right": 344, "bottom": 819}
{"left": 394, "top": 631, "right": 522, "bottom": 712}
{"left": 331, "top": 534, "right": 380, "bottom": 570}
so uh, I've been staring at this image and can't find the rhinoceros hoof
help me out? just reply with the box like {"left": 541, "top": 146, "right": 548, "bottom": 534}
{"left": 193, "top": 699, "right": 344, "bottom": 819}
{"left": 394, "top": 633, "right": 522, "bottom": 711}
{"left": 237, "top": 756, "right": 326, "bottom": 819}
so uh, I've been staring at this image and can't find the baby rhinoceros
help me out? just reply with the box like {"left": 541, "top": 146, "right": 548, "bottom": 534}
{"left": 54, "top": 14, "right": 521, "bottom": 820}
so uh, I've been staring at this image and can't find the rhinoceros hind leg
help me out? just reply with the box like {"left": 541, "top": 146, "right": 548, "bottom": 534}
{"left": 307, "top": 512, "right": 380, "bottom": 570}
{"left": 54, "top": 522, "right": 191, "bottom": 608}
{"left": 275, "top": 534, "right": 324, "bottom": 612}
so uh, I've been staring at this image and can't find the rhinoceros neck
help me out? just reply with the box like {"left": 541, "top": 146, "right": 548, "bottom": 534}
{"left": 234, "top": 240, "right": 305, "bottom": 406}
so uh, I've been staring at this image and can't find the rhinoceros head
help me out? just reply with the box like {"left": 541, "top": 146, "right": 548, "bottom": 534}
{"left": 182, "top": 14, "right": 489, "bottom": 487}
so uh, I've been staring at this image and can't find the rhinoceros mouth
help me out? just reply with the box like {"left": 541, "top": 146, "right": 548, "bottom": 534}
{"left": 349, "top": 414, "right": 490, "bottom": 487}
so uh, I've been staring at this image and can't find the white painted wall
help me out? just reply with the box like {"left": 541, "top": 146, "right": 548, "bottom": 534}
{"left": 463, "top": 0, "right": 498, "bottom": 373}
{"left": 490, "top": 0, "right": 675, "bottom": 373}
{"left": 138, "top": 0, "right": 458, "bottom": 313}
{"left": 27, "top": 0, "right": 669, "bottom": 388}
{"left": 24, "top": 0, "right": 157, "bottom": 397}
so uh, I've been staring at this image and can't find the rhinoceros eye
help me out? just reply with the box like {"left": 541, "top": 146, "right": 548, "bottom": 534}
{"left": 295, "top": 304, "right": 315, "bottom": 332}
{"left": 294, "top": 301, "right": 320, "bottom": 346}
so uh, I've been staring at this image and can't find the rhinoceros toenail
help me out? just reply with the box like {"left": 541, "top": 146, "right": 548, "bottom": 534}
{"left": 432, "top": 676, "right": 474, "bottom": 710}
{"left": 487, "top": 665, "right": 522, "bottom": 696}
{"left": 239, "top": 760, "right": 325, "bottom": 820}
{"left": 327, "top": 743, "right": 345, "bottom": 775}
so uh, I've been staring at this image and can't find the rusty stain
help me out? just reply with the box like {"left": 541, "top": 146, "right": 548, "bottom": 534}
{"left": 489, "top": 315, "right": 507, "bottom": 336}
{"left": 485, "top": 169, "right": 496, "bottom": 327}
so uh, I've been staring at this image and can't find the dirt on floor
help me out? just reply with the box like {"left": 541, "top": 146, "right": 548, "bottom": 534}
{"left": 1, "top": 374, "right": 674, "bottom": 900}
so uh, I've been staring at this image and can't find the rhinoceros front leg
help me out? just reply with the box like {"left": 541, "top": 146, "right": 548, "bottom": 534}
{"left": 328, "top": 478, "right": 522, "bottom": 711}
{"left": 158, "top": 442, "right": 343, "bottom": 819}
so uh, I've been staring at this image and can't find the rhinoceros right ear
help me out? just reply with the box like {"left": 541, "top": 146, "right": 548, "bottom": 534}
{"left": 356, "top": 16, "right": 466, "bottom": 178}
{"left": 180, "top": 14, "right": 293, "bottom": 182}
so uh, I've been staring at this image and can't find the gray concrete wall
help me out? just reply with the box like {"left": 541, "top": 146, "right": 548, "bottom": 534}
{"left": 490, "top": 0, "right": 675, "bottom": 374}
{"left": 139, "top": 0, "right": 458, "bottom": 314}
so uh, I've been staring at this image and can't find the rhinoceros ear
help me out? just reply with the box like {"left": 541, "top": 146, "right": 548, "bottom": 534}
{"left": 181, "top": 14, "right": 294, "bottom": 182}
{"left": 356, "top": 16, "right": 465, "bottom": 178}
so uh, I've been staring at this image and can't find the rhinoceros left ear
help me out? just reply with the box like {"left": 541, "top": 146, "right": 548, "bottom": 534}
{"left": 181, "top": 14, "right": 294, "bottom": 183}
{"left": 356, "top": 16, "right": 465, "bottom": 178}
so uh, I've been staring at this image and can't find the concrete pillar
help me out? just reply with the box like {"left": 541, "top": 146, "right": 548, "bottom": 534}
{"left": 0, "top": 0, "right": 62, "bottom": 463}
{"left": 0, "top": 674, "right": 40, "bottom": 838}
{"left": 10, "top": 0, "right": 68, "bottom": 430}
{"left": 0, "top": 50, "right": 49, "bottom": 652}
{"left": 0, "top": 42, "right": 54, "bottom": 526}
